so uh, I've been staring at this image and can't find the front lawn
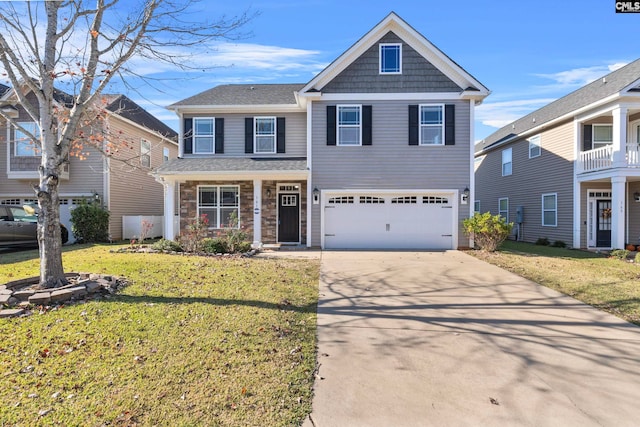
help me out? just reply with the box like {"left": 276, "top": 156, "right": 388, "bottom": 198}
{"left": 469, "top": 241, "right": 640, "bottom": 325}
{"left": 0, "top": 245, "right": 319, "bottom": 426}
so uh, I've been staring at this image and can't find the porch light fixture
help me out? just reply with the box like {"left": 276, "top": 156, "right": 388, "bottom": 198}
{"left": 461, "top": 187, "right": 470, "bottom": 205}
{"left": 313, "top": 187, "right": 320, "bottom": 205}
{"left": 266, "top": 189, "right": 272, "bottom": 198}
{"left": 463, "top": 187, "right": 470, "bottom": 197}
{"left": 634, "top": 192, "right": 640, "bottom": 202}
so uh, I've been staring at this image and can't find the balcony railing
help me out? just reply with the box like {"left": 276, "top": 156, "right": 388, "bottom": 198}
{"left": 578, "top": 143, "right": 640, "bottom": 173}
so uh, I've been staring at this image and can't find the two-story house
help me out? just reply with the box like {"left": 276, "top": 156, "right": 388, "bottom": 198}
{"left": 475, "top": 59, "right": 640, "bottom": 250}
{"left": 0, "top": 87, "right": 178, "bottom": 242}
{"left": 155, "top": 12, "right": 489, "bottom": 249}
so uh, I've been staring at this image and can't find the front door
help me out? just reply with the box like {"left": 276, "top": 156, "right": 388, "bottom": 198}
{"left": 596, "top": 200, "right": 612, "bottom": 248}
{"left": 278, "top": 193, "right": 299, "bottom": 243}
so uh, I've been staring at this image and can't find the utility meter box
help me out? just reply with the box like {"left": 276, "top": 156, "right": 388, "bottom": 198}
{"left": 516, "top": 206, "right": 524, "bottom": 224}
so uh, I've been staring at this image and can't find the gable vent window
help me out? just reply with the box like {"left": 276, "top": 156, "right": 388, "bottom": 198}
{"left": 360, "top": 196, "right": 385, "bottom": 204}
{"left": 423, "top": 196, "right": 448, "bottom": 204}
{"left": 379, "top": 43, "right": 401, "bottom": 74}
{"left": 328, "top": 196, "right": 354, "bottom": 204}
{"left": 391, "top": 196, "right": 417, "bottom": 204}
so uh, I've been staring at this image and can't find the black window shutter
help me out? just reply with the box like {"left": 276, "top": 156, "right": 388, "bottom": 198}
{"left": 183, "top": 118, "right": 193, "bottom": 154}
{"left": 326, "top": 106, "right": 336, "bottom": 146}
{"left": 408, "top": 105, "right": 418, "bottom": 145}
{"left": 215, "top": 118, "right": 224, "bottom": 154}
{"left": 583, "top": 124, "right": 593, "bottom": 151}
{"left": 276, "top": 117, "right": 286, "bottom": 153}
{"left": 362, "top": 106, "right": 372, "bottom": 146}
{"left": 444, "top": 104, "right": 455, "bottom": 146}
{"left": 245, "top": 118, "right": 254, "bottom": 154}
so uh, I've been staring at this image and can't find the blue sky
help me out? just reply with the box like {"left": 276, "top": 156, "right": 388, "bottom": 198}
{"left": 120, "top": 0, "right": 639, "bottom": 141}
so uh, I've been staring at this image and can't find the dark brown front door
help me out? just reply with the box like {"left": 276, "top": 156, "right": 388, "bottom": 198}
{"left": 596, "top": 200, "right": 612, "bottom": 248}
{"left": 278, "top": 193, "right": 299, "bottom": 243}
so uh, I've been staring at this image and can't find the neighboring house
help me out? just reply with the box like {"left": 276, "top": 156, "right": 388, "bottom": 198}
{"left": 475, "top": 59, "right": 640, "bottom": 250}
{"left": 0, "top": 87, "right": 178, "bottom": 242}
{"left": 155, "top": 12, "right": 489, "bottom": 249}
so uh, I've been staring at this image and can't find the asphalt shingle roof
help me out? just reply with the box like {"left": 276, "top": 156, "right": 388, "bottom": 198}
{"left": 105, "top": 95, "right": 177, "bottom": 139}
{"left": 168, "top": 84, "right": 305, "bottom": 108}
{"left": 155, "top": 157, "right": 307, "bottom": 174}
{"left": 0, "top": 83, "right": 9, "bottom": 97}
{"left": 480, "top": 58, "right": 640, "bottom": 150}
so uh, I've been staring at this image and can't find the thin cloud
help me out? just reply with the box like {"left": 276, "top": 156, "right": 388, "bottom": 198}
{"left": 534, "top": 62, "right": 628, "bottom": 89}
{"left": 476, "top": 98, "right": 557, "bottom": 129}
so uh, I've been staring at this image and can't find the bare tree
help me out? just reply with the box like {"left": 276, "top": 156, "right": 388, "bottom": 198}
{"left": 0, "top": 0, "right": 250, "bottom": 288}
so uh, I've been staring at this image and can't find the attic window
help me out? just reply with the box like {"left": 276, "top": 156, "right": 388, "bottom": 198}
{"left": 379, "top": 43, "right": 401, "bottom": 74}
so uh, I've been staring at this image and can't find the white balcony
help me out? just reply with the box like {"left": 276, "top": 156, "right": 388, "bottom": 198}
{"left": 578, "top": 143, "right": 640, "bottom": 173}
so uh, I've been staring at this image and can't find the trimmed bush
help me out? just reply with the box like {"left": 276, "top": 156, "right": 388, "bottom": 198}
{"left": 551, "top": 240, "right": 567, "bottom": 248}
{"left": 610, "top": 249, "right": 630, "bottom": 261}
{"left": 463, "top": 212, "right": 513, "bottom": 252}
{"left": 535, "top": 237, "right": 550, "bottom": 246}
{"left": 70, "top": 201, "right": 109, "bottom": 243}
{"left": 151, "top": 238, "right": 183, "bottom": 252}
{"left": 635, "top": 252, "right": 640, "bottom": 263}
{"left": 202, "top": 238, "right": 226, "bottom": 254}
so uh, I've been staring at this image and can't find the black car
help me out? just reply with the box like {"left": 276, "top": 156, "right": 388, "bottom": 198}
{"left": 0, "top": 204, "right": 69, "bottom": 247}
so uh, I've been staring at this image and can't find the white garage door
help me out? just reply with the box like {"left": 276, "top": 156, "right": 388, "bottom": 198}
{"left": 323, "top": 191, "right": 456, "bottom": 249}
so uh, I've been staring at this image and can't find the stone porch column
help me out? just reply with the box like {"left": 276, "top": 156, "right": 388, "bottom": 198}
{"left": 612, "top": 107, "right": 628, "bottom": 168}
{"left": 162, "top": 179, "right": 176, "bottom": 240}
{"left": 611, "top": 176, "right": 626, "bottom": 249}
{"left": 253, "top": 179, "right": 262, "bottom": 248}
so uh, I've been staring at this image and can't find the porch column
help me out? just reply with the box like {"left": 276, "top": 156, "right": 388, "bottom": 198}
{"left": 162, "top": 179, "right": 176, "bottom": 240}
{"left": 612, "top": 107, "right": 628, "bottom": 168}
{"left": 611, "top": 176, "right": 626, "bottom": 249}
{"left": 252, "top": 179, "right": 262, "bottom": 248}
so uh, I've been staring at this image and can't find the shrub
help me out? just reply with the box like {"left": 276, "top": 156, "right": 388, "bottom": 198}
{"left": 610, "top": 249, "right": 630, "bottom": 261}
{"left": 463, "top": 212, "right": 513, "bottom": 252}
{"left": 551, "top": 240, "right": 567, "bottom": 248}
{"left": 535, "top": 237, "right": 550, "bottom": 246}
{"left": 202, "top": 238, "right": 226, "bottom": 254}
{"left": 178, "top": 215, "right": 209, "bottom": 253}
{"left": 215, "top": 211, "right": 251, "bottom": 253}
{"left": 635, "top": 252, "right": 640, "bottom": 263}
{"left": 70, "top": 201, "right": 109, "bottom": 243}
{"left": 151, "top": 238, "right": 183, "bottom": 252}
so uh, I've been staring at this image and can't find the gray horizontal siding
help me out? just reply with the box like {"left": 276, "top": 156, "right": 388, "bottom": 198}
{"left": 475, "top": 120, "right": 574, "bottom": 246}
{"left": 321, "top": 32, "right": 462, "bottom": 94}
{"left": 184, "top": 112, "right": 306, "bottom": 157}
{"left": 310, "top": 99, "right": 472, "bottom": 247}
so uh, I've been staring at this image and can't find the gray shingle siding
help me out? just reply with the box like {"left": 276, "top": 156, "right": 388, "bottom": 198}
{"left": 310, "top": 99, "right": 472, "bottom": 247}
{"left": 320, "top": 32, "right": 462, "bottom": 94}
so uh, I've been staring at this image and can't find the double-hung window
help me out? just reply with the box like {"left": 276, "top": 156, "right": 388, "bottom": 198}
{"left": 140, "top": 139, "right": 151, "bottom": 167}
{"left": 498, "top": 198, "right": 509, "bottom": 220}
{"left": 193, "top": 118, "right": 215, "bottom": 154}
{"left": 198, "top": 186, "right": 240, "bottom": 229}
{"left": 15, "top": 122, "right": 41, "bottom": 156}
{"left": 502, "top": 147, "right": 512, "bottom": 176}
{"left": 592, "top": 124, "right": 613, "bottom": 149}
{"left": 163, "top": 147, "right": 170, "bottom": 163}
{"left": 379, "top": 43, "right": 401, "bottom": 74}
{"left": 420, "top": 104, "right": 444, "bottom": 145}
{"left": 529, "top": 135, "right": 541, "bottom": 158}
{"left": 255, "top": 117, "right": 276, "bottom": 153}
{"left": 542, "top": 193, "right": 557, "bottom": 227}
{"left": 337, "top": 105, "right": 361, "bottom": 146}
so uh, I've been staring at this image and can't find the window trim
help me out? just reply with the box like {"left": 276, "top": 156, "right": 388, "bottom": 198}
{"left": 197, "top": 185, "right": 240, "bottom": 229}
{"left": 418, "top": 104, "right": 445, "bottom": 146}
{"left": 542, "top": 193, "right": 558, "bottom": 227}
{"left": 254, "top": 116, "right": 277, "bottom": 154}
{"left": 163, "top": 147, "right": 170, "bottom": 163}
{"left": 14, "top": 122, "right": 41, "bottom": 157}
{"left": 498, "top": 197, "right": 509, "bottom": 220}
{"left": 528, "top": 135, "right": 541, "bottom": 159}
{"left": 592, "top": 123, "right": 613, "bottom": 149}
{"left": 193, "top": 117, "right": 215, "bottom": 154}
{"left": 337, "top": 105, "right": 362, "bottom": 146}
{"left": 379, "top": 43, "right": 402, "bottom": 74}
{"left": 502, "top": 147, "right": 512, "bottom": 176}
{"left": 140, "top": 139, "right": 151, "bottom": 168}
{"left": 474, "top": 200, "right": 481, "bottom": 214}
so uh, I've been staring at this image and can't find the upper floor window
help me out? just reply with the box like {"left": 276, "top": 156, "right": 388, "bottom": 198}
{"left": 194, "top": 117, "right": 215, "bottom": 154}
{"left": 337, "top": 105, "right": 361, "bottom": 146}
{"left": 379, "top": 43, "right": 401, "bottom": 74}
{"left": 255, "top": 117, "right": 276, "bottom": 153}
{"left": 140, "top": 139, "right": 151, "bottom": 167}
{"left": 529, "top": 135, "right": 541, "bottom": 158}
{"left": 15, "top": 122, "right": 41, "bottom": 157}
{"left": 502, "top": 147, "right": 512, "bottom": 176}
{"left": 420, "top": 104, "right": 444, "bottom": 145}
{"left": 593, "top": 124, "right": 613, "bottom": 149}
{"left": 163, "top": 147, "right": 170, "bottom": 163}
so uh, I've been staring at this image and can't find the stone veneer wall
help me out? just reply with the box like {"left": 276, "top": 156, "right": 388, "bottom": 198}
{"left": 179, "top": 180, "right": 306, "bottom": 245}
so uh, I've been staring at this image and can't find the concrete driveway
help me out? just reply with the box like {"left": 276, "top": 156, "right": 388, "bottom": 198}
{"left": 305, "top": 251, "right": 640, "bottom": 427}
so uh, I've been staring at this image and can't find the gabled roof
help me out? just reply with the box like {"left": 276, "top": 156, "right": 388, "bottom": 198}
{"left": 168, "top": 84, "right": 305, "bottom": 109}
{"left": 0, "top": 83, "right": 9, "bottom": 98}
{"left": 479, "top": 58, "right": 640, "bottom": 151}
{"left": 299, "top": 12, "right": 489, "bottom": 100}
{"left": 105, "top": 94, "right": 177, "bottom": 140}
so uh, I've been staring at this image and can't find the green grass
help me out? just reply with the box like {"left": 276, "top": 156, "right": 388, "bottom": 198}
{"left": 468, "top": 240, "right": 640, "bottom": 325}
{"left": 0, "top": 244, "right": 320, "bottom": 426}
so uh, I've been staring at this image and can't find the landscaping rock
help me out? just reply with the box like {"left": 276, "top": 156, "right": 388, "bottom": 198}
{"left": 12, "top": 289, "right": 36, "bottom": 301}
{"left": 85, "top": 281, "right": 102, "bottom": 293}
{"left": 0, "top": 294, "right": 11, "bottom": 304}
{"left": 28, "top": 292, "right": 51, "bottom": 305}
{"left": 68, "top": 286, "right": 87, "bottom": 299}
{"left": 50, "top": 289, "right": 74, "bottom": 302}
{"left": 0, "top": 308, "right": 25, "bottom": 318}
